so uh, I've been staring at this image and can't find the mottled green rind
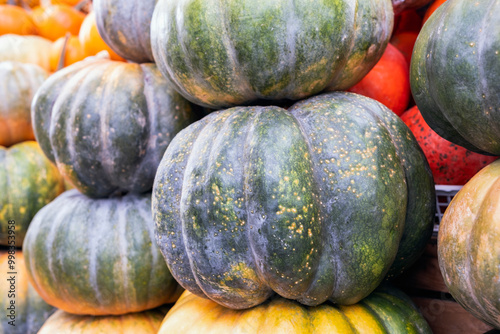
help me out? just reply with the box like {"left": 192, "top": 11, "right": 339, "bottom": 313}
{"left": 151, "top": 0, "right": 393, "bottom": 108}
{"left": 94, "top": 0, "right": 157, "bottom": 63}
{"left": 0, "top": 142, "right": 64, "bottom": 247}
{"left": 410, "top": 0, "right": 500, "bottom": 155}
{"left": 31, "top": 58, "right": 200, "bottom": 198}
{"left": 22, "top": 190, "right": 182, "bottom": 316}
{"left": 153, "top": 92, "right": 434, "bottom": 309}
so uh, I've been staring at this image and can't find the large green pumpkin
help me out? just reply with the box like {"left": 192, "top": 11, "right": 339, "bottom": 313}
{"left": 31, "top": 57, "right": 200, "bottom": 198}
{"left": 158, "top": 285, "right": 431, "bottom": 333}
{"left": 410, "top": 0, "right": 500, "bottom": 155}
{"left": 94, "top": 0, "right": 157, "bottom": 63}
{"left": 153, "top": 92, "right": 435, "bottom": 309}
{"left": 0, "top": 141, "right": 65, "bottom": 247}
{"left": 22, "top": 189, "right": 183, "bottom": 316}
{"left": 151, "top": 0, "right": 393, "bottom": 108}
{"left": 438, "top": 159, "right": 500, "bottom": 329}
{"left": 0, "top": 61, "right": 48, "bottom": 147}
{"left": 0, "top": 251, "right": 56, "bottom": 334}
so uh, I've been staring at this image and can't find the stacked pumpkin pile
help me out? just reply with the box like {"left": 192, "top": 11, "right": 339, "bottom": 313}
{"left": 1, "top": 0, "right": 500, "bottom": 333}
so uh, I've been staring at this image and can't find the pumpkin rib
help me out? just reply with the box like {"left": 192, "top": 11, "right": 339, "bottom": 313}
{"left": 466, "top": 177, "right": 500, "bottom": 324}
{"left": 286, "top": 108, "right": 338, "bottom": 305}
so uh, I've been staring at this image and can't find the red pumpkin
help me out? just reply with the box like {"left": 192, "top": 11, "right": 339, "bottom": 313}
{"left": 423, "top": 0, "right": 447, "bottom": 24}
{"left": 401, "top": 106, "right": 498, "bottom": 185}
{"left": 390, "top": 31, "right": 418, "bottom": 68}
{"left": 348, "top": 43, "right": 410, "bottom": 116}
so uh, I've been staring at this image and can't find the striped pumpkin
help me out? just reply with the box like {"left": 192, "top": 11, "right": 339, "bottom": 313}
{"left": 0, "top": 61, "right": 48, "bottom": 147}
{"left": 38, "top": 307, "right": 168, "bottom": 333}
{"left": 32, "top": 57, "right": 200, "bottom": 198}
{"left": 0, "top": 141, "right": 65, "bottom": 247}
{"left": 158, "top": 286, "right": 432, "bottom": 333}
{"left": 22, "top": 189, "right": 183, "bottom": 315}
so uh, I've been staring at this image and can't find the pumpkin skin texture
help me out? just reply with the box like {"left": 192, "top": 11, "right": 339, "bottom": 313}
{"left": 0, "top": 141, "right": 65, "bottom": 247}
{"left": 0, "top": 34, "right": 52, "bottom": 72}
{"left": 93, "top": 0, "right": 157, "bottom": 63}
{"left": 153, "top": 92, "right": 435, "bottom": 309}
{"left": 38, "top": 307, "right": 168, "bottom": 334}
{"left": 151, "top": 0, "right": 393, "bottom": 109}
{"left": 22, "top": 189, "right": 183, "bottom": 316}
{"left": 31, "top": 4, "right": 85, "bottom": 41}
{"left": 0, "top": 251, "right": 56, "bottom": 334}
{"left": 31, "top": 57, "right": 200, "bottom": 198}
{"left": 438, "top": 159, "right": 500, "bottom": 328}
{"left": 410, "top": 0, "right": 500, "bottom": 155}
{"left": 401, "top": 106, "right": 498, "bottom": 185}
{"left": 0, "top": 61, "right": 48, "bottom": 147}
{"left": 158, "top": 286, "right": 432, "bottom": 334}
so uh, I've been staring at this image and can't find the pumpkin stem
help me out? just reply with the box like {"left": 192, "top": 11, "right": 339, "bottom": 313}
{"left": 18, "top": 0, "right": 30, "bottom": 10}
{"left": 7, "top": 0, "right": 16, "bottom": 5}
{"left": 56, "top": 33, "right": 70, "bottom": 72}
{"left": 74, "top": 0, "right": 90, "bottom": 12}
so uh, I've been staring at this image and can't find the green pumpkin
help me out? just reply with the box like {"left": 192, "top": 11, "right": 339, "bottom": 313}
{"left": 151, "top": 0, "right": 393, "bottom": 108}
{"left": 93, "top": 0, "right": 157, "bottom": 63}
{"left": 410, "top": 0, "right": 500, "bottom": 155}
{"left": 153, "top": 92, "right": 435, "bottom": 309}
{"left": 158, "top": 285, "right": 432, "bottom": 333}
{"left": 0, "top": 141, "right": 65, "bottom": 247}
{"left": 0, "top": 61, "right": 48, "bottom": 147}
{"left": 22, "top": 189, "right": 183, "bottom": 316}
{"left": 0, "top": 251, "right": 56, "bottom": 334}
{"left": 31, "top": 57, "right": 200, "bottom": 198}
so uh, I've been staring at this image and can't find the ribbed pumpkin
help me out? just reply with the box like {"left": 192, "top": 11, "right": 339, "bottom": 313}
{"left": 0, "top": 251, "right": 56, "bottom": 334}
{"left": 153, "top": 92, "right": 435, "bottom": 309}
{"left": 410, "top": 0, "right": 500, "bottom": 155}
{"left": 0, "top": 34, "right": 52, "bottom": 72}
{"left": 93, "top": 0, "right": 157, "bottom": 63}
{"left": 158, "top": 286, "right": 431, "bottom": 333}
{"left": 32, "top": 57, "right": 200, "bottom": 198}
{"left": 438, "top": 159, "right": 500, "bottom": 329}
{"left": 38, "top": 307, "right": 168, "bottom": 333}
{"left": 22, "top": 189, "right": 183, "bottom": 316}
{"left": 151, "top": 0, "right": 393, "bottom": 108}
{"left": 30, "top": 4, "right": 85, "bottom": 41}
{"left": 0, "top": 4, "right": 38, "bottom": 35}
{"left": 0, "top": 61, "right": 48, "bottom": 147}
{"left": 0, "top": 141, "right": 65, "bottom": 247}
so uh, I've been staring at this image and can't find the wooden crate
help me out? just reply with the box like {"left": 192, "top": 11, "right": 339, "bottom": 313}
{"left": 394, "top": 237, "right": 494, "bottom": 333}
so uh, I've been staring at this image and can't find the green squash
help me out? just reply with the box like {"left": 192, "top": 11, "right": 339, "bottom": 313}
{"left": 410, "top": 0, "right": 500, "bottom": 155}
{"left": 0, "top": 141, "right": 65, "bottom": 247}
{"left": 31, "top": 57, "right": 200, "bottom": 198}
{"left": 0, "top": 251, "right": 56, "bottom": 334}
{"left": 153, "top": 92, "right": 435, "bottom": 309}
{"left": 22, "top": 189, "right": 183, "bottom": 316}
{"left": 151, "top": 0, "right": 393, "bottom": 108}
{"left": 158, "top": 285, "right": 432, "bottom": 333}
{"left": 0, "top": 61, "right": 48, "bottom": 147}
{"left": 93, "top": 0, "right": 157, "bottom": 63}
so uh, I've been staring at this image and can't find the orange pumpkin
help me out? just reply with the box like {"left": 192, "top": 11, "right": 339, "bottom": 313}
{"left": 0, "top": 34, "right": 52, "bottom": 72}
{"left": 78, "top": 11, "right": 125, "bottom": 61}
{"left": 348, "top": 43, "right": 410, "bottom": 116}
{"left": 0, "top": 4, "right": 38, "bottom": 35}
{"left": 0, "top": 0, "right": 40, "bottom": 7}
{"left": 423, "top": 0, "right": 447, "bottom": 24}
{"left": 50, "top": 34, "right": 86, "bottom": 71}
{"left": 31, "top": 4, "right": 85, "bottom": 41}
{"left": 38, "top": 307, "right": 169, "bottom": 334}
